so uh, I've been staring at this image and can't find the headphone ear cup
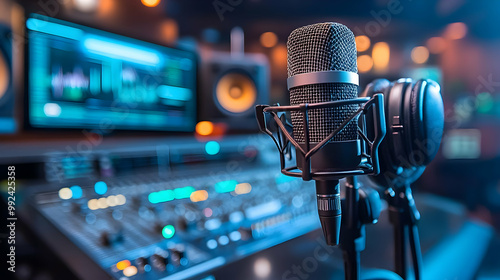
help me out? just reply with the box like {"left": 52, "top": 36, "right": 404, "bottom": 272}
{"left": 408, "top": 79, "right": 444, "bottom": 166}
{"left": 360, "top": 79, "right": 390, "bottom": 98}
{"left": 370, "top": 79, "right": 413, "bottom": 187}
{"left": 408, "top": 80, "right": 426, "bottom": 165}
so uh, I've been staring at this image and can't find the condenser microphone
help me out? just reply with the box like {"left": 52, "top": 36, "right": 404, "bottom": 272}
{"left": 287, "top": 22, "right": 360, "bottom": 246}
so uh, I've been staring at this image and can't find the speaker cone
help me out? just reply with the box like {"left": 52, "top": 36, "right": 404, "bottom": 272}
{"left": 0, "top": 49, "right": 9, "bottom": 101}
{"left": 215, "top": 72, "right": 257, "bottom": 114}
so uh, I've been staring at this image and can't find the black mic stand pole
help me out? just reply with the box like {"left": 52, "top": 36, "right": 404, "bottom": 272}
{"left": 385, "top": 184, "right": 423, "bottom": 280}
{"left": 340, "top": 176, "right": 366, "bottom": 280}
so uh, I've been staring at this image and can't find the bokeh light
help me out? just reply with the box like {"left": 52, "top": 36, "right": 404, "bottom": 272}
{"left": 357, "top": 55, "right": 373, "bottom": 73}
{"left": 161, "top": 19, "right": 178, "bottom": 44}
{"left": 355, "top": 35, "right": 371, "bottom": 52}
{"left": 162, "top": 225, "right": 175, "bottom": 239}
{"left": 427, "top": 37, "right": 447, "bottom": 54}
{"left": 271, "top": 43, "right": 287, "bottom": 69}
{"left": 205, "top": 141, "right": 221, "bottom": 155}
{"left": 73, "top": 0, "right": 99, "bottom": 12}
{"left": 411, "top": 46, "right": 430, "bottom": 64}
{"left": 444, "top": 22, "right": 467, "bottom": 40}
{"left": 58, "top": 188, "right": 72, "bottom": 200}
{"left": 254, "top": 258, "right": 271, "bottom": 278}
{"left": 372, "top": 42, "right": 390, "bottom": 72}
{"left": 141, "top": 0, "right": 161, "bottom": 7}
{"left": 196, "top": 121, "right": 214, "bottom": 136}
{"left": 260, "top": 32, "right": 278, "bottom": 48}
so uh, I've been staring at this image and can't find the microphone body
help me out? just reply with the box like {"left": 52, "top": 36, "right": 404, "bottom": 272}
{"left": 287, "top": 22, "right": 360, "bottom": 245}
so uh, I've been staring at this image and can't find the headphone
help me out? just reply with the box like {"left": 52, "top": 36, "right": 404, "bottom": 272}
{"left": 361, "top": 78, "right": 444, "bottom": 188}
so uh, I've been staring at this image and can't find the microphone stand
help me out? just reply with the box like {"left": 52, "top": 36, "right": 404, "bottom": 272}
{"left": 385, "top": 184, "right": 423, "bottom": 280}
{"left": 340, "top": 176, "right": 365, "bottom": 280}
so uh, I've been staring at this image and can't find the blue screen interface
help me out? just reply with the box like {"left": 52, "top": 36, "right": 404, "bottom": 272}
{"left": 27, "top": 15, "right": 197, "bottom": 132}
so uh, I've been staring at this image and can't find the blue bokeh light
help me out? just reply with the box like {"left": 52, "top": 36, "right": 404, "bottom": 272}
{"left": 205, "top": 141, "right": 220, "bottom": 155}
{"left": 94, "top": 181, "right": 108, "bottom": 195}
{"left": 70, "top": 185, "right": 83, "bottom": 199}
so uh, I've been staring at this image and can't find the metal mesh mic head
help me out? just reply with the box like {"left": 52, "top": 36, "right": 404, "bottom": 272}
{"left": 287, "top": 22, "right": 358, "bottom": 143}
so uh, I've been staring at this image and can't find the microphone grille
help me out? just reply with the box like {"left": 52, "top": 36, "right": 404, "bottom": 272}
{"left": 287, "top": 22, "right": 358, "bottom": 143}
{"left": 287, "top": 22, "right": 357, "bottom": 76}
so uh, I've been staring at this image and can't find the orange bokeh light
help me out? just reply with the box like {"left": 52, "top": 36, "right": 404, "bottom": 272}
{"left": 355, "top": 35, "right": 371, "bottom": 52}
{"left": 196, "top": 121, "right": 214, "bottom": 136}
{"left": 161, "top": 19, "right": 179, "bottom": 44}
{"left": 357, "top": 55, "right": 373, "bottom": 73}
{"left": 116, "top": 260, "right": 131, "bottom": 270}
{"left": 271, "top": 43, "right": 287, "bottom": 69}
{"left": 427, "top": 37, "right": 447, "bottom": 54}
{"left": 411, "top": 46, "right": 429, "bottom": 64}
{"left": 444, "top": 22, "right": 467, "bottom": 40}
{"left": 260, "top": 32, "right": 278, "bottom": 48}
{"left": 141, "top": 0, "right": 160, "bottom": 7}
{"left": 372, "top": 42, "right": 390, "bottom": 72}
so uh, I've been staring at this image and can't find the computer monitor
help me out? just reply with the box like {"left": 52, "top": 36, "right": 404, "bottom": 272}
{"left": 26, "top": 14, "right": 197, "bottom": 132}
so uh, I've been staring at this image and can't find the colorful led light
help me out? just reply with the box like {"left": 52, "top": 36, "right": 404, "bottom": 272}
{"left": 162, "top": 225, "right": 175, "bottom": 239}
{"left": 148, "top": 190, "right": 175, "bottom": 204}
{"left": 235, "top": 183, "right": 252, "bottom": 195}
{"left": 94, "top": 181, "right": 107, "bottom": 195}
{"left": 116, "top": 260, "right": 131, "bottom": 270}
{"left": 58, "top": 187, "right": 72, "bottom": 200}
{"left": 123, "top": 265, "right": 137, "bottom": 277}
{"left": 196, "top": 121, "right": 214, "bottom": 136}
{"left": 215, "top": 180, "right": 238, "bottom": 193}
{"left": 88, "top": 199, "right": 99, "bottom": 210}
{"left": 190, "top": 190, "right": 209, "bottom": 202}
{"left": 174, "top": 186, "right": 196, "bottom": 199}
{"left": 70, "top": 185, "right": 82, "bottom": 199}
{"left": 205, "top": 141, "right": 220, "bottom": 155}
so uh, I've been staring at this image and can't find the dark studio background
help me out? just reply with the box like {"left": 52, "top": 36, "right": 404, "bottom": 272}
{"left": 0, "top": 0, "right": 500, "bottom": 279}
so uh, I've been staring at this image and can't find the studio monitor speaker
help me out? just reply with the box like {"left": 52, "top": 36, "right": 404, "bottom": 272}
{"left": 0, "top": 23, "right": 15, "bottom": 133}
{"left": 200, "top": 52, "right": 269, "bottom": 131}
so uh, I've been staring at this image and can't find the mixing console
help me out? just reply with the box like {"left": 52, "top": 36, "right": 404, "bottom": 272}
{"left": 20, "top": 137, "right": 318, "bottom": 280}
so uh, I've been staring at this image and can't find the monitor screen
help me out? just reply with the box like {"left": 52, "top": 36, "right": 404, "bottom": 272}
{"left": 26, "top": 14, "right": 197, "bottom": 132}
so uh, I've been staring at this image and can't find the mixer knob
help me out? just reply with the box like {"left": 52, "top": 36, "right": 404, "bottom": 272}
{"left": 177, "top": 217, "right": 188, "bottom": 232}
{"left": 238, "top": 227, "right": 253, "bottom": 241}
{"left": 99, "top": 231, "right": 111, "bottom": 246}
{"left": 153, "top": 222, "right": 164, "bottom": 234}
{"left": 150, "top": 254, "right": 167, "bottom": 271}
{"left": 70, "top": 202, "right": 81, "bottom": 214}
{"left": 98, "top": 230, "right": 123, "bottom": 246}
{"left": 170, "top": 248, "right": 185, "bottom": 265}
{"left": 131, "top": 196, "right": 142, "bottom": 209}
{"left": 135, "top": 257, "right": 149, "bottom": 272}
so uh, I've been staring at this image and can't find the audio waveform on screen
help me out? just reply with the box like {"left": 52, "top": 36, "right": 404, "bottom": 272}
{"left": 51, "top": 66, "right": 90, "bottom": 101}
